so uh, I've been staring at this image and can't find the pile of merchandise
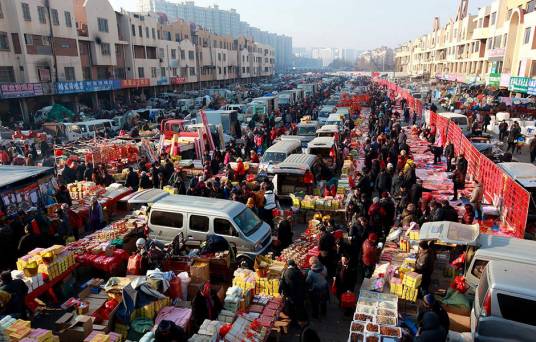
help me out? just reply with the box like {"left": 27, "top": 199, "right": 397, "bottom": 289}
{"left": 277, "top": 238, "right": 318, "bottom": 269}
{"left": 14, "top": 245, "right": 76, "bottom": 291}
{"left": 349, "top": 290, "right": 402, "bottom": 342}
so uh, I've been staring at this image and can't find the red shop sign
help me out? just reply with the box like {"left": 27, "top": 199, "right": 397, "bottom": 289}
{"left": 120, "top": 79, "right": 150, "bottom": 88}
{"left": 170, "top": 77, "right": 186, "bottom": 85}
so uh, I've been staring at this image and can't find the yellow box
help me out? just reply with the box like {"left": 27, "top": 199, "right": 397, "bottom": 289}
{"left": 90, "top": 333, "right": 111, "bottom": 342}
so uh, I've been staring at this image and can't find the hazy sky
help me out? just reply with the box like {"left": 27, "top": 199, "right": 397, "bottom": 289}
{"left": 110, "top": 0, "right": 490, "bottom": 49}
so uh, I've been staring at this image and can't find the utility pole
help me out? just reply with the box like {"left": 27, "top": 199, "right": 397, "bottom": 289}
{"left": 44, "top": 0, "right": 59, "bottom": 82}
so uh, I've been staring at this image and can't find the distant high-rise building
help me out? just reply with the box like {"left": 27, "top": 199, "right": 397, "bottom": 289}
{"left": 139, "top": 0, "right": 292, "bottom": 70}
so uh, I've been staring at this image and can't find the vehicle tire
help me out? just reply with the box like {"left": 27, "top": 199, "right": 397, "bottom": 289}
{"left": 236, "top": 256, "right": 254, "bottom": 269}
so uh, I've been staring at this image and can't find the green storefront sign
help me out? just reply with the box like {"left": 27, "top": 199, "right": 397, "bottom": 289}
{"left": 509, "top": 76, "right": 530, "bottom": 93}
{"left": 487, "top": 73, "right": 501, "bottom": 87}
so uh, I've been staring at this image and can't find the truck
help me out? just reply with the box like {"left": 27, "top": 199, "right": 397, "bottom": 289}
{"left": 195, "top": 110, "right": 239, "bottom": 137}
{"left": 277, "top": 93, "right": 294, "bottom": 107}
{"left": 252, "top": 96, "right": 279, "bottom": 114}
{"left": 297, "top": 83, "right": 318, "bottom": 98}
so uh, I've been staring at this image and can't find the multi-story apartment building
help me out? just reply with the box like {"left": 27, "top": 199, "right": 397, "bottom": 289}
{"left": 396, "top": 0, "right": 536, "bottom": 92}
{"left": 139, "top": 0, "right": 292, "bottom": 71}
{"left": 0, "top": 0, "right": 274, "bottom": 122}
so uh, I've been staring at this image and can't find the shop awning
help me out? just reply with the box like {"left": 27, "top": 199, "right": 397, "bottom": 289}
{"left": 0, "top": 166, "right": 54, "bottom": 190}
{"left": 419, "top": 221, "right": 480, "bottom": 245}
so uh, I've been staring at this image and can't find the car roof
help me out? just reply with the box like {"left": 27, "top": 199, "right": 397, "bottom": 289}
{"left": 476, "top": 234, "right": 536, "bottom": 262}
{"left": 439, "top": 112, "right": 467, "bottom": 119}
{"left": 277, "top": 153, "right": 318, "bottom": 169}
{"left": 308, "top": 136, "right": 335, "bottom": 147}
{"left": 497, "top": 162, "right": 536, "bottom": 188}
{"left": 317, "top": 125, "right": 339, "bottom": 133}
{"left": 123, "top": 189, "right": 169, "bottom": 204}
{"left": 297, "top": 120, "right": 319, "bottom": 127}
{"left": 265, "top": 140, "right": 301, "bottom": 153}
{"left": 487, "top": 260, "right": 536, "bottom": 298}
{"left": 152, "top": 194, "right": 245, "bottom": 217}
{"left": 327, "top": 113, "right": 343, "bottom": 120}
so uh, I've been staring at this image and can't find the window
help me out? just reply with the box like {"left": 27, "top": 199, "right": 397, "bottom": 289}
{"left": 159, "top": 48, "right": 164, "bottom": 58}
{"left": 218, "top": 67, "right": 221, "bottom": 74}
{"left": 525, "top": 27, "right": 532, "bottom": 45}
{"left": 218, "top": 53, "right": 221, "bottom": 61}
{"left": 497, "top": 293, "right": 536, "bottom": 326}
{"left": 138, "top": 67, "right": 144, "bottom": 78}
{"left": 160, "top": 67, "right": 165, "bottom": 77}
{"left": 188, "top": 51, "right": 194, "bottom": 60}
{"left": 233, "top": 208, "right": 262, "bottom": 236}
{"left": 223, "top": 54, "right": 226, "bottom": 61}
{"left": 189, "top": 67, "right": 195, "bottom": 75}
{"left": 0, "top": 2, "right": 3, "bottom": 18}
{"left": 131, "top": 25, "right": 136, "bottom": 36}
{"left": 64, "top": 67, "right": 75, "bottom": 81}
{"left": 37, "top": 6, "right": 46, "bottom": 24}
{"left": 150, "top": 67, "right": 157, "bottom": 78}
{"left": 152, "top": 28, "right": 155, "bottom": 39}
{"left": 138, "top": 25, "right": 142, "bottom": 37}
{"left": 172, "top": 67, "right": 177, "bottom": 76}
{"left": 145, "top": 27, "right": 149, "bottom": 38}
{"left": 97, "top": 18, "right": 108, "bottom": 32}
{"left": 41, "top": 36, "right": 50, "bottom": 46}
{"left": 175, "top": 33, "right": 180, "bottom": 42}
{"left": 0, "top": 32, "right": 9, "bottom": 50}
{"left": 491, "top": 12, "right": 496, "bottom": 25}
{"left": 24, "top": 34, "right": 33, "bottom": 45}
{"left": 478, "top": 18, "right": 483, "bottom": 28}
{"left": 189, "top": 215, "right": 208, "bottom": 232}
{"left": 51, "top": 9, "right": 59, "bottom": 25}
{"left": 64, "top": 11, "right": 72, "bottom": 27}
{"left": 165, "top": 31, "right": 171, "bottom": 41}
{"left": 0, "top": 66, "right": 15, "bottom": 83}
{"left": 157, "top": 30, "right": 160, "bottom": 39}
{"left": 150, "top": 211, "right": 183, "bottom": 228}
{"left": 100, "top": 43, "right": 111, "bottom": 55}
{"left": 83, "top": 67, "right": 91, "bottom": 80}
{"left": 171, "top": 49, "right": 176, "bottom": 59}
{"left": 214, "top": 218, "right": 238, "bottom": 236}
{"left": 471, "top": 259, "right": 488, "bottom": 279}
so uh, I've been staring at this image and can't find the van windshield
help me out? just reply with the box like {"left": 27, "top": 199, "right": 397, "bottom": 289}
{"left": 451, "top": 117, "right": 467, "bottom": 126}
{"left": 261, "top": 152, "right": 287, "bottom": 164}
{"left": 233, "top": 208, "right": 262, "bottom": 236}
{"left": 297, "top": 126, "right": 317, "bottom": 136}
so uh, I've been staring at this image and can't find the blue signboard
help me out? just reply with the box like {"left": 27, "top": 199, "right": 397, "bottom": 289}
{"left": 56, "top": 80, "right": 121, "bottom": 94}
{"left": 156, "top": 78, "right": 169, "bottom": 86}
{"left": 528, "top": 78, "right": 536, "bottom": 96}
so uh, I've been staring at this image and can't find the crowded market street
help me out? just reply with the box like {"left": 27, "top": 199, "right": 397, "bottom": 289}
{"left": 0, "top": 0, "right": 535, "bottom": 342}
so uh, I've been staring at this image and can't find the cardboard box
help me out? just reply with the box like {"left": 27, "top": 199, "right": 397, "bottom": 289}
{"left": 59, "top": 315, "right": 93, "bottom": 342}
{"left": 190, "top": 261, "right": 210, "bottom": 283}
{"left": 55, "top": 313, "right": 74, "bottom": 331}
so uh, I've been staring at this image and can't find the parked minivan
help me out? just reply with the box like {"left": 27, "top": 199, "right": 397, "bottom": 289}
{"left": 272, "top": 154, "right": 321, "bottom": 199}
{"left": 307, "top": 136, "right": 340, "bottom": 166}
{"left": 471, "top": 260, "right": 536, "bottom": 341}
{"left": 148, "top": 195, "right": 272, "bottom": 266}
{"left": 259, "top": 140, "right": 302, "bottom": 175}
{"left": 325, "top": 113, "right": 344, "bottom": 130}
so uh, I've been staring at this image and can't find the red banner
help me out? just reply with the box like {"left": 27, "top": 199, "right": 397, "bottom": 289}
{"left": 120, "top": 79, "right": 150, "bottom": 88}
{"left": 170, "top": 77, "right": 186, "bottom": 85}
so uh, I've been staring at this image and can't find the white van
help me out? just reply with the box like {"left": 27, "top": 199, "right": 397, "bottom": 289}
{"left": 325, "top": 113, "right": 344, "bottom": 130}
{"left": 318, "top": 105, "right": 336, "bottom": 124}
{"left": 148, "top": 195, "right": 272, "bottom": 266}
{"left": 424, "top": 111, "right": 469, "bottom": 132}
{"left": 259, "top": 140, "right": 302, "bottom": 175}
{"left": 471, "top": 260, "right": 536, "bottom": 342}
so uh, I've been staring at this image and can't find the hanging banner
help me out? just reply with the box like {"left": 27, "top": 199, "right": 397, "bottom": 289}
{"left": 528, "top": 78, "right": 536, "bottom": 95}
{"left": 120, "top": 79, "right": 150, "bottom": 88}
{"left": 1, "top": 83, "right": 45, "bottom": 98}
{"left": 56, "top": 80, "right": 120, "bottom": 94}
{"left": 508, "top": 76, "right": 530, "bottom": 93}
{"left": 487, "top": 73, "right": 501, "bottom": 87}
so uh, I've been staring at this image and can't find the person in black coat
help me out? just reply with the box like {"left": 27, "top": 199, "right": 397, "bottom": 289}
{"left": 0, "top": 271, "right": 29, "bottom": 319}
{"left": 125, "top": 167, "right": 139, "bottom": 191}
{"left": 151, "top": 162, "right": 161, "bottom": 188}
{"left": 139, "top": 171, "right": 152, "bottom": 190}
{"left": 441, "top": 200, "right": 459, "bottom": 222}
{"left": 417, "top": 294, "right": 450, "bottom": 332}
{"left": 444, "top": 142, "right": 455, "bottom": 171}
{"left": 55, "top": 185, "right": 72, "bottom": 206}
{"left": 415, "top": 311, "right": 447, "bottom": 342}
{"left": 277, "top": 216, "right": 293, "bottom": 251}
{"left": 279, "top": 260, "right": 308, "bottom": 325}
{"left": 409, "top": 179, "right": 423, "bottom": 206}
{"left": 375, "top": 169, "right": 392, "bottom": 195}
{"left": 318, "top": 226, "right": 337, "bottom": 278}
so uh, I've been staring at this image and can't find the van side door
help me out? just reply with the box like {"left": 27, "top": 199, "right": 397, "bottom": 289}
{"left": 149, "top": 210, "right": 185, "bottom": 243}
{"left": 187, "top": 214, "right": 210, "bottom": 246}
{"left": 213, "top": 217, "right": 243, "bottom": 251}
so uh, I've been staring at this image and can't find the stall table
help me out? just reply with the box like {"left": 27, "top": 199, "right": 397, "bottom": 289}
{"left": 25, "top": 264, "right": 79, "bottom": 312}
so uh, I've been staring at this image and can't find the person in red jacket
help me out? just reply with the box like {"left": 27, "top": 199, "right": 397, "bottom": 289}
{"left": 235, "top": 158, "right": 246, "bottom": 181}
{"left": 303, "top": 169, "right": 314, "bottom": 194}
{"left": 362, "top": 232, "right": 379, "bottom": 278}
{"left": 249, "top": 150, "right": 259, "bottom": 163}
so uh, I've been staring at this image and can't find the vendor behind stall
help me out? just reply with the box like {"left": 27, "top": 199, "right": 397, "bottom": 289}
{"left": 0, "top": 271, "right": 28, "bottom": 319}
